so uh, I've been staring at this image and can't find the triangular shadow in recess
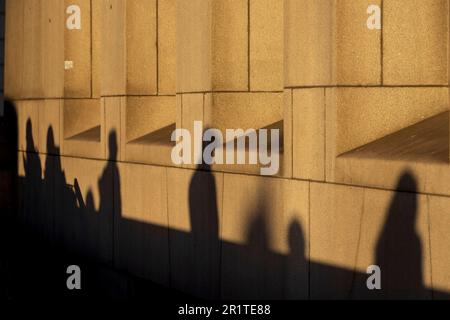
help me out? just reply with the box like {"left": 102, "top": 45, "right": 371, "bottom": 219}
{"left": 339, "top": 111, "right": 449, "bottom": 163}
{"left": 127, "top": 123, "right": 176, "bottom": 146}
{"left": 65, "top": 125, "right": 101, "bottom": 142}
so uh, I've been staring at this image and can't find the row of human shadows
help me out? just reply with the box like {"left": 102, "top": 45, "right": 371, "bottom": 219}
{"left": 14, "top": 106, "right": 428, "bottom": 299}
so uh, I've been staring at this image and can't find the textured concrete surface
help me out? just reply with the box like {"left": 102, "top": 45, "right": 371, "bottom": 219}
{"left": 126, "top": 0, "right": 157, "bottom": 95}
{"left": 249, "top": 0, "right": 283, "bottom": 91}
{"left": 335, "top": 0, "right": 381, "bottom": 85}
{"left": 63, "top": 0, "right": 91, "bottom": 98}
{"left": 384, "top": 0, "right": 448, "bottom": 85}
{"left": 293, "top": 88, "right": 325, "bottom": 181}
{"left": 158, "top": 0, "right": 176, "bottom": 94}
{"left": 6, "top": 0, "right": 450, "bottom": 300}
{"left": 92, "top": 0, "right": 127, "bottom": 97}
{"left": 212, "top": 0, "right": 248, "bottom": 91}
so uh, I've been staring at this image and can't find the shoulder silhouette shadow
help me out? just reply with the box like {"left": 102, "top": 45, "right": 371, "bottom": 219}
{"left": 375, "top": 171, "right": 427, "bottom": 299}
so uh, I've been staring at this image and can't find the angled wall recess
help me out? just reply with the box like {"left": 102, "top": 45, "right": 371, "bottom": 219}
{"left": 121, "top": 96, "right": 177, "bottom": 166}
{"left": 61, "top": 98, "right": 106, "bottom": 159}
{"left": 340, "top": 111, "right": 449, "bottom": 164}
{"left": 63, "top": 99, "right": 101, "bottom": 142}
{"left": 202, "top": 92, "right": 291, "bottom": 177}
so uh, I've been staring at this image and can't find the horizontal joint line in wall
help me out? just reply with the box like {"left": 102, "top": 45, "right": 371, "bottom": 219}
{"left": 285, "top": 85, "right": 449, "bottom": 89}
{"left": 7, "top": 94, "right": 178, "bottom": 101}
{"left": 176, "top": 90, "right": 284, "bottom": 95}
{"left": 18, "top": 150, "right": 450, "bottom": 199}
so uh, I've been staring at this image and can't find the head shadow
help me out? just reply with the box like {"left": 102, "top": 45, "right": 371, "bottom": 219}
{"left": 374, "top": 170, "right": 425, "bottom": 298}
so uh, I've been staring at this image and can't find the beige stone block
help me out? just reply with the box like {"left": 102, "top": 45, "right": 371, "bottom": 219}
{"left": 126, "top": 0, "right": 157, "bottom": 95}
{"left": 56, "top": 156, "right": 114, "bottom": 264}
{"left": 23, "top": 0, "right": 44, "bottom": 98}
{"left": 212, "top": 0, "right": 248, "bottom": 91}
{"left": 115, "top": 162, "right": 169, "bottom": 285}
{"left": 384, "top": 0, "right": 448, "bottom": 85}
{"left": 249, "top": 0, "right": 283, "bottom": 91}
{"left": 293, "top": 88, "right": 325, "bottom": 181}
{"left": 6, "top": 0, "right": 65, "bottom": 99}
{"left": 204, "top": 92, "right": 288, "bottom": 176}
{"left": 5, "top": 0, "right": 24, "bottom": 98}
{"left": 167, "top": 167, "right": 223, "bottom": 298}
{"left": 16, "top": 100, "right": 41, "bottom": 152}
{"left": 177, "top": 0, "right": 212, "bottom": 93}
{"left": 335, "top": 0, "right": 381, "bottom": 85}
{"left": 92, "top": 0, "right": 126, "bottom": 97}
{"left": 41, "top": 0, "right": 65, "bottom": 98}
{"left": 221, "top": 174, "right": 309, "bottom": 299}
{"left": 38, "top": 99, "right": 61, "bottom": 155}
{"left": 309, "top": 182, "right": 364, "bottom": 299}
{"left": 285, "top": 0, "right": 333, "bottom": 87}
{"left": 121, "top": 96, "right": 177, "bottom": 166}
{"left": 61, "top": 98, "right": 105, "bottom": 159}
{"left": 64, "top": 0, "right": 91, "bottom": 98}
{"left": 429, "top": 195, "right": 450, "bottom": 297}
{"left": 158, "top": 0, "right": 176, "bottom": 94}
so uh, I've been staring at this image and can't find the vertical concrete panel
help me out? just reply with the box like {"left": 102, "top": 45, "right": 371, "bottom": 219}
{"left": 293, "top": 88, "right": 325, "bottom": 181}
{"left": 310, "top": 182, "right": 364, "bottom": 299}
{"left": 92, "top": 0, "right": 126, "bottom": 97}
{"left": 41, "top": 0, "right": 65, "bottom": 98}
{"left": 384, "top": 0, "right": 448, "bottom": 85}
{"left": 158, "top": 0, "right": 176, "bottom": 94}
{"left": 335, "top": 0, "right": 381, "bottom": 85}
{"left": 126, "top": 0, "right": 157, "bottom": 95}
{"left": 177, "top": 0, "right": 212, "bottom": 93}
{"left": 64, "top": 0, "right": 92, "bottom": 97}
{"left": 249, "top": 0, "right": 283, "bottom": 91}
{"left": 4, "top": 0, "right": 24, "bottom": 98}
{"left": 285, "top": 0, "right": 333, "bottom": 87}
{"left": 115, "top": 162, "right": 170, "bottom": 286}
{"left": 23, "top": 0, "right": 43, "bottom": 98}
{"left": 212, "top": 0, "right": 248, "bottom": 91}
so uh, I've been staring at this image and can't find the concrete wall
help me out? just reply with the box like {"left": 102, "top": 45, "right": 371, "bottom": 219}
{"left": 6, "top": 0, "right": 450, "bottom": 299}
